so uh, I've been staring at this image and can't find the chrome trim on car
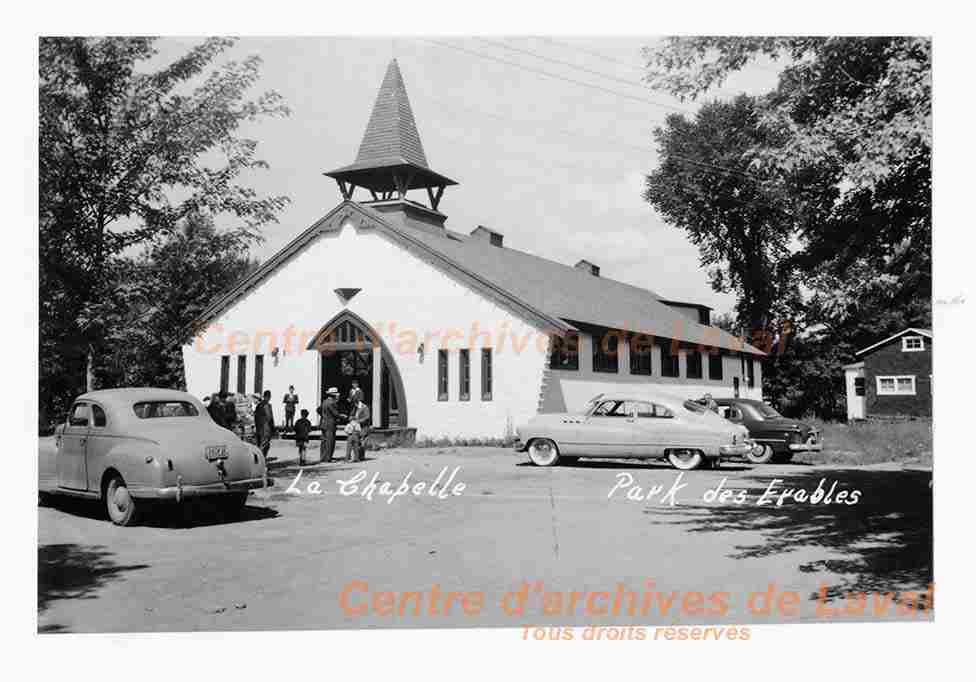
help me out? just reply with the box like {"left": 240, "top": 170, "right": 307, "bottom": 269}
{"left": 129, "top": 476, "right": 272, "bottom": 500}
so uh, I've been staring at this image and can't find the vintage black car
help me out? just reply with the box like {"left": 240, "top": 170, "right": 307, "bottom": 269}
{"left": 713, "top": 398, "right": 822, "bottom": 464}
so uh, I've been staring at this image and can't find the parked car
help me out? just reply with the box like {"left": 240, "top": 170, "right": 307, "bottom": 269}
{"left": 513, "top": 392, "right": 753, "bottom": 470}
{"left": 48, "top": 388, "right": 273, "bottom": 525}
{"left": 713, "top": 398, "right": 822, "bottom": 464}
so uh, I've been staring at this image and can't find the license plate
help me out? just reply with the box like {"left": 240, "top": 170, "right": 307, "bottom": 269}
{"left": 205, "top": 445, "right": 228, "bottom": 461}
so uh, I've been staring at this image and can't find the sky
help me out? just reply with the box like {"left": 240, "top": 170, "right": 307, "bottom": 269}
{"left": 153, "top": 37, "right": 783, "bottom": 315}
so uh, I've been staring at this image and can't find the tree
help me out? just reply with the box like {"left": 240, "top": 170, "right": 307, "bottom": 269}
{"left": 644, "top": 95, "right": 799, "bottom": 341}
{"left": 642, "top": 37, "right": 931, "bottom": 417}
{"left": 97, "top": 213, "right": 259, "bottom": 391}
{"left": 39, "top": 37, "right": 288, "bottom": 423}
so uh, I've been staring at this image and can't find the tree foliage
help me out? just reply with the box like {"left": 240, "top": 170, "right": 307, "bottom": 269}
{"left": 642, "top": 37, "right": 931, "bottom": 418}
{"left": 39, "top": 37, "right": 288, "bottom": 424}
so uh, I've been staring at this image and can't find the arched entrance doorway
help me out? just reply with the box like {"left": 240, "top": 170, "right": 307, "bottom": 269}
{"left": 306, "top": 311, "right": 407, "bottom": 429}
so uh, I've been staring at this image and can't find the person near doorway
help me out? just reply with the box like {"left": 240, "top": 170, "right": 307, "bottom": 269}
{"left": 293, "top": 408, "right": 312, "bottom": 465}
{"left": 255, "top": 390, "right": 276, "bottom": 461}
{"left": 348, "top": 380, "right": 364, "bottom": 410}
{"left": 282, "top": 385, "right": 299, "bottom": 431}
{"left": 349, "top": 397, "right": 371, "bottom": 462}
{"left": 319, "top": 387, "right": 340, "bottom": 463}
{"left": 221, "top": 392, "right": 238, "bottom": 432}
{"left": 344, "top": 419, "right": 361, "bottom": 462}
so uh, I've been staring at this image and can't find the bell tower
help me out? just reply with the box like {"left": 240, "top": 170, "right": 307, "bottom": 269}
{"left": 325, "top": 59, "right": 458, "bottom": 215}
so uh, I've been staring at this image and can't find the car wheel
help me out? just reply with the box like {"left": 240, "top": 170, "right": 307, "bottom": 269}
{"left": 105, "top": 474, "right": 138, "bottom": 526}
{"left": 745, "top": 443, "right": 776, "bottom": 464}
{"left": 527, "top": 438, "right": 560, "bottom": 467}
{"left": 667, "top": 449, "right": 704, "bottom": 471}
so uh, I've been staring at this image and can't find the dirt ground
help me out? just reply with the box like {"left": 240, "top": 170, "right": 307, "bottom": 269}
{"left": 37, "top": 441, "right": 933, "bottom": 633}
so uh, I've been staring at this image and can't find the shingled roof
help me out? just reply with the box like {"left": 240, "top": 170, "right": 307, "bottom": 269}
{"left": 325, "top": 60, "right": 457, "bottom": 191}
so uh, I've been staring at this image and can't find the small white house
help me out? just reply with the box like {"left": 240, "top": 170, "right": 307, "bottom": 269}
{"left": 182, "top": 60, "right": 766, "bottom": 440}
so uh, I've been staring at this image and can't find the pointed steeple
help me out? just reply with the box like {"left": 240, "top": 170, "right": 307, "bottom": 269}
{"left": 325, "top": 59, "right": 457, "bottom": 212}
{"left": 355, "top": 59, "right": 429, "bottom": 169}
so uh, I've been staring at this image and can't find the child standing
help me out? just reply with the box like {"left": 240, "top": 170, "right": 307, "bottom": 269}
{"left": 344, "top": 419, "right": 362, "bottom": 463}
{"left": 293, "top": 409, "right": 312, "bottom": 465}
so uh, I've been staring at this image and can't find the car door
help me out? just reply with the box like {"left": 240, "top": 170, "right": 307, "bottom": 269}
{"left": 629, "top": 401, "right": 675, "bottom": 456}
{"left": 84, "top": 402, "right": 111, "bottom": 491}
{"left": 579, "top": 400, "right": 634, "bottom": 456}
{"left": 57, "top": 402, "right": 90, "bottom": 490}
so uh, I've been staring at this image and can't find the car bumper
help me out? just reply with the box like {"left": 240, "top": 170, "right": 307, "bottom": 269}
{"left": 130, "top": 475, "right": 274, "bottom": 501}
{"left": 789, "top": 439, "right": 823, "bottom": 452}
{"left": 513, "top": 437, "right": 527, "bottom": 452}
{"left": 720, "top": 442, "right": 754, "bottom": 457}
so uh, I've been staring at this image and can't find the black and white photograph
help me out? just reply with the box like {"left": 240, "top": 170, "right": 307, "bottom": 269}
{"left": 15, "top": 3, "right": 970, "bottom": 672}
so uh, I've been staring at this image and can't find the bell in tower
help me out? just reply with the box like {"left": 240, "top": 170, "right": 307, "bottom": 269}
{"left": 324, "top": 59, "right": 458, "bottom": 215}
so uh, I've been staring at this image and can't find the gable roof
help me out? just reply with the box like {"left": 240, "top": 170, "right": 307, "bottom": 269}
{"left": 192, "top": 201, "right": 764, "bottom": 356}
{"left": 856, "top": 327, "right": 933, "bottom": 356}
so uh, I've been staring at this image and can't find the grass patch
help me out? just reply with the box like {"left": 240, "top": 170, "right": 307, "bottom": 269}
{"left": 795, "top": 418, "right": 932, "bottom": 467}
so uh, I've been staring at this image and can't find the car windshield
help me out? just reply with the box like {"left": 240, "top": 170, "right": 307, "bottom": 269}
{"left": 133, "top": 401, "right": 200, "bottom": 419}
{"left": 754, "top": 403, "right": 782, "bottom": 419}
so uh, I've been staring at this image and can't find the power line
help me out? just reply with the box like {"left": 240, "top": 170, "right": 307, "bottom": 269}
{"left": 478, "top": 38, "right": 645, "bottom": 89}
{"left": 537, "top": 36, "right": 647, "bottom": 72}
{"left": 416, "top": 38, "right": 687, "bottom": 114}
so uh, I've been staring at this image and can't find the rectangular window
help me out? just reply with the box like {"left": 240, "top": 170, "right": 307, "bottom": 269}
{"left": 747, "top": 358, "right": 755, "bottom": 388}
{"left": 437, "top": 349, "right": 449, "bottom": 401}
{"left": 902, "top": 336, "right": 925, "bottom": 352}
{"left": 686, "top": 351, "right": 703, "bottom": 379}
{"left": 854, "top": 377, "right": 865, "bottom": 396}
{"left": 661, "top": 344, "right": 680, "bottom": 377}
{"left": 459, "top": 349, "right": 471, "bottom": 401}
{"left": 481, "top": 348, "right": 493, "bottom": 401}
{"left": 630, "top": 338, "right": 653, "bottom": 376}
{"left": 254, "top": 355, "right": 264, "bottom": 394}
{"left": 220, "top": 356, "right": 230, "bottom": 394}
{"left": 877, "top": 375, "right": 916, "bottom": 395}
{"left": 236, "top": 355, "right": 247, "bottom": 395}
{"left": 593, "top": 332, "right": 619, "bottom": 373}
{"left": 549, "top": 332, "right": 579, "bottom": 370}
{"left": 708, "top": 352, "right": 723, "bottom": 380}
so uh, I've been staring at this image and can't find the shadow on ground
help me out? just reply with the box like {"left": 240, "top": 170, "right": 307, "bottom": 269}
{"left": 38, "top": 543, "right": 150, "bottom": 624}
{"left": 516, "top": 459, "right": 752, "bottom": 472}
{"left": 644, "top": 468, "right": 933, "bottom": 601}
{"left": 40, "top": 494, "right": 279, "bottom": 529}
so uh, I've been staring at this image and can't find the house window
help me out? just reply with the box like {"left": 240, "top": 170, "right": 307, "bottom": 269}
{"left": 254, "top": 355, "right": 264, "bottom": 394}
{"left": 854, "top": 377, "right": 865, "bottom": 396}
{"left": 549, "top": 333, "right": 579, "bottom": 370}
{"left": 747, "top": 358, "right": 755, "bottom": 388}
{"left": 661, "top": 345, "right": 679, "bottom": 377}
{"left": 220, "top": 356, "right": 230, "bottom": 394}
{"left": 459, "top": 349, "right": 471, "bottom": 401}
{"left": 481, "top": 349, "right": 493, "bottom": 401}
{"left": 686, "top": 351, "right": 703, "bottom": 379}
{"left": 877, "top": 375, "right": 916, "bottom": 395}
{"left": 593, "top": 332, "right": 619, "bottom": 373}
{"left": 237, "top": 355, "right": 247, "bottom": 394}
{"left": 630, "top": 338, "right": 653, "bottom": 376}
{"left": 708, "top": 352, "right": 723, "bottom": 380}
{"left": 902, "top": 336, "right": 925, "bottom": 352}
{"left": 437, "top": 350, "right": 449, "bottom": 401}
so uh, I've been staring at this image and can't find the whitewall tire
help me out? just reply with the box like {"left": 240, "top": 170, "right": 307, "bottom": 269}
{"left": 528, "top": 439, "right": 560, "bottom": 467}
{"left": 667, "top": 449, "right": 704, "bottom": 471}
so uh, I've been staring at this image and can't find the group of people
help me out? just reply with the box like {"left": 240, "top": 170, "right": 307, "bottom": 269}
{"left": 206, "top": 382, "right": 372, "bottom": 466}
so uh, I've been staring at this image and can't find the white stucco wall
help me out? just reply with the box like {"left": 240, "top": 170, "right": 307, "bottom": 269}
{"left": 182, "top": 217, "right": 550, "bottom": 440}
{"left": 540, "top": 333, "right": 763, "bottom": 414}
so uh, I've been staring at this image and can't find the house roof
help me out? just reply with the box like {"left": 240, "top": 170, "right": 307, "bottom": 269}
{"left": 855, "top": 327, "right": 933, "bottom": 356}
{"left": 191, "top": 201, "right": 763, "bottom": 356}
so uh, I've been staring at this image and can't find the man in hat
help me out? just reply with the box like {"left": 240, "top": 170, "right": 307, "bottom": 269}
{"left": 319, "top": 387, "right": 341, "bottom": 463}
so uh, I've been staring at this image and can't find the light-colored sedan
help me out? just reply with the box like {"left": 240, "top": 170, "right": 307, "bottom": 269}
{"left": 513, "top": 392, "right": 753, "bottom": 470}
{"left": 48, "top": 388, "right": 273, "bottom": 525}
